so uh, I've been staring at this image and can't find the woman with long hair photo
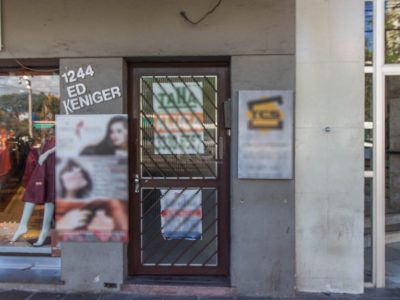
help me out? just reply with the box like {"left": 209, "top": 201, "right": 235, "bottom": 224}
{"left": 80, "top": 115, "right": 128, "bottom": 155}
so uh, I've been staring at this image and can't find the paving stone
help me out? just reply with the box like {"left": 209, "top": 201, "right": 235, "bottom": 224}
{"left": 98, "top": 293, "right": 132, "bottom": 300}
{"left": 3, "top": 290, "right": 400, "bottom": 300}
{"left": 296, "top": 292, "right": 364, "bottom": 300}
{"left": 364, "top": 288, "right": 400, "bottom": 298}
{"left": 131, "top": 296, "right": 163, "bottom": 300}
{"left": 0, "top": 290, "right": 33, "bottom": 300}
{"left": 29, "top": 292, "right": 66, "bottom": 300}
{"left": 236, "top": 297, "right": 272, "bottom": 300}
{"left": 63, "top": 293, "right": 101, "bottom": 300}
{"left": 163, "top": 297, "right": 197, "bottom": 300}
{"left": 198, "top": 297, "right": 233, "bottom": 300}
{"left": 364, "top": 298, "right": 400, "bottom": 300}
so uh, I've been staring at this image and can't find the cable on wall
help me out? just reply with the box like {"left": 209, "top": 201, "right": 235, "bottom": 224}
{"left": 180, "top": 0, "right": 222, "bottom": 25}
{"left": 2, "top": 48, "right": 59, "bottom": 73}
{"left": 14, "top": 58, "right": 59, "bottom": 73}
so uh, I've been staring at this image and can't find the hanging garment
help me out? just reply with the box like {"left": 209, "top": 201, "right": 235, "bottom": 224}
{"left": 22, "top": 148, "right": 40, "bottom": 188}
{"left": 43, "top": 137, "right": 56, "bottom": 203}
{"left": 0, "top": 134, "right": 11, "bottom": 178}
{"left": 22, "top": 137, "right": 56, "bottom": 204}
{"left": 23, "top": 147, "right": 45, "bottom": 204}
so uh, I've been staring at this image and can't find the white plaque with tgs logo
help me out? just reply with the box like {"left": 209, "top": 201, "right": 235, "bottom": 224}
{"left": 238, "top": 90, "right": 293, "bottom": 179}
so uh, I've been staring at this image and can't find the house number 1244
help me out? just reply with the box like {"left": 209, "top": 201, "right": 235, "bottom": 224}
{"left": 61, "top": 65, "right": 95, "bottom": 84}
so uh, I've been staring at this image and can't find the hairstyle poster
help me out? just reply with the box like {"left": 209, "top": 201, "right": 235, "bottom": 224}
{"left": 55, "top": 114, "right": 128, "bottom": 242}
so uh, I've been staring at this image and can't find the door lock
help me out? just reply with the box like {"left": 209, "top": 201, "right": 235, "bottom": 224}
{"left": 134, "top": 174, "right": 140, "bottom": 193}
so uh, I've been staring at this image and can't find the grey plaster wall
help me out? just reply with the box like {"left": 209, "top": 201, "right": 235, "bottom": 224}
{"left": 61, "top": 243, "right": 125, "bottom": 291}
{"left": 231, "top": 55, "right": 295, "bottom": 297}
{"left": 0, "top": 0, "right": 294, "bottom": 58}
{"left": 296, "top": 0, "right": 364, "bottom": 293}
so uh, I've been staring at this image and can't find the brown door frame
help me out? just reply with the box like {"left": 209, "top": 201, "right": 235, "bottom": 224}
{"left": 128, "top": 62, "right": 230, "bottom": 276}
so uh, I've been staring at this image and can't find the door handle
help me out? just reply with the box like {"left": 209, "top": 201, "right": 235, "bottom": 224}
{"left": 134, "top": 174, "right": 140, "bottom": 193}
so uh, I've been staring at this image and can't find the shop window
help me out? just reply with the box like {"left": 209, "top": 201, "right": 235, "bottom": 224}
{"left": 364, "top": 2, "right": 374, "bottom": 281}
{"left": 365, "top": 1, "right": 374, "bottom": 66}
{"left": 0, "top": 71, "right": 59, "bottom": 253}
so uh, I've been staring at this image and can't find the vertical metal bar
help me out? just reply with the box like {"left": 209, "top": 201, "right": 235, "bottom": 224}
{"left": 373, "top": 0, "right": 386, "bottom": 288}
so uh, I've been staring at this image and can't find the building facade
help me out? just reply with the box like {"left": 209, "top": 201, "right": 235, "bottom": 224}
{"left": 0, "top": 0, "right": 372, "bottom": 297}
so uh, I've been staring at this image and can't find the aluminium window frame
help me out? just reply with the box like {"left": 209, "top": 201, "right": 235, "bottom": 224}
{"left": 368, "top": 0, "right": 400, "bottom": 288}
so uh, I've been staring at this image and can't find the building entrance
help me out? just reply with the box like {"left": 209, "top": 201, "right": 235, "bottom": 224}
{"left": 128, "top": 64, "right": 230, "bottom": 276}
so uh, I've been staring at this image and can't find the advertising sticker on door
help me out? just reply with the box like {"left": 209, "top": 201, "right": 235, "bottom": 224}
{"left": 160, "top": 189, "right": 202, "bottom": 240}
{"left": 152, "top": 82, "right": 205, "bottom": 155}
{"left": 55, "top": 114, "right": 129, "bottom": 242}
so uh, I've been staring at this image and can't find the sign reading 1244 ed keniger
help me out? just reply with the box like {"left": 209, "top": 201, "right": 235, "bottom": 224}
{"left": 238, "top": 90, "right": 293, "bottom": 179}
{"left": 60, "top": 59, "right": 123, "bottom": 115}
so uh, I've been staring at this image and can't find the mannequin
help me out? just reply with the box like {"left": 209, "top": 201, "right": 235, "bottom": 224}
{"left": 11, "top": 133, "right": 56, "bottom": 246}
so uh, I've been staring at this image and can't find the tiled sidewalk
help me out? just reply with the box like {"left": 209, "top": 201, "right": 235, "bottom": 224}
{"left": 1, "top": 289, "right": 400, "bottom": 300}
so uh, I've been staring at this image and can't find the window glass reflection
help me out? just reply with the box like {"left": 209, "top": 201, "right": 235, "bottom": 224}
{"left": 0, "top": 73, "right": 59, "bottom": 250}
{"left": 385, "top": 0, "right": 400, "bottom": 63}
{"left": 364, "top": 177, "right": 373, "bottom": 283}
{"left": 365, "top": 1, "right": 373, "bottom": 66}
{"left": 385, "top": 76, "right": 400, "bottom": 287}
{"left": 365, "top": 74, "right": 373, "bottom": 123}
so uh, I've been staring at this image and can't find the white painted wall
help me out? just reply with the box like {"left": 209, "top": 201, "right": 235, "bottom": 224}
{"left": 296, "top": 0, "right": 365, "bottom": 293}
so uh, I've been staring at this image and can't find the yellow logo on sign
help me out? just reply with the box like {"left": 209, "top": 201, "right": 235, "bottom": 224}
{"left": 246, "top": 96, "right": 284, "bottom": 131}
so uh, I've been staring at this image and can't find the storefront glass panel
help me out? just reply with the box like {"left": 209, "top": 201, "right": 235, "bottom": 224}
{"left": 385, "top": 76, "right": 400, "bottom": 286}
{"left": 365, "top": 1, "right": 374, "bottom": 66}
{"left": 365, "top": 177, "right": 373, "bottom": 282}
{"left": 0, "top": 73, "right": 59, "bottom": 253}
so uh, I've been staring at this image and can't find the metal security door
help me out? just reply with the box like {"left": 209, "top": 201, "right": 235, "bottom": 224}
{"left": 128, "top": 64, "right": 229, "bottom": 276}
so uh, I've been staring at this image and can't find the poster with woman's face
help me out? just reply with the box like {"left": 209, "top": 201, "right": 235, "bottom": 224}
{"left": 56, "top": 114, "right": 128, "bottom": 157}
{"left": 55, "top": 114, "right": 128, "bottom": 243}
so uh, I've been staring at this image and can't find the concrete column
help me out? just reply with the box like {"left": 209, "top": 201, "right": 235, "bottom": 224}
{"left": 231, "top": 55, "right": 295, "bottom": 297}
{"left": 295, "top": 0, "right": 364, "bottom": 293}
{"left": 59, "top": 58, "right": 127, "bottom": 291}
